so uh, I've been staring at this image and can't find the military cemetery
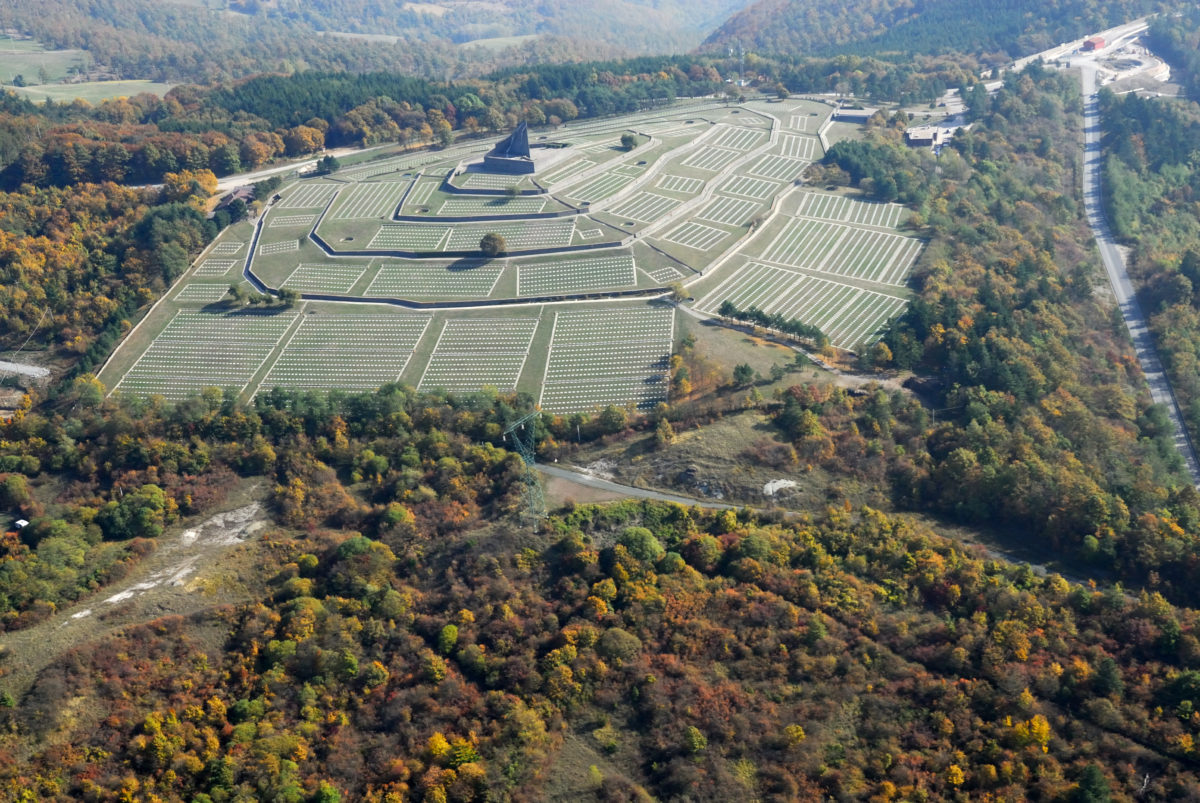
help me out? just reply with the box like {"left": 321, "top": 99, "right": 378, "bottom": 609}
{"left": 100, "top": 97, "right": 925, "bottom": 412}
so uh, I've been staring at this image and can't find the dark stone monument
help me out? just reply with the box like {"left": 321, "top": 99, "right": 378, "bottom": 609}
{"left": 483, "top": 121, "right": 536, "bottom": 174}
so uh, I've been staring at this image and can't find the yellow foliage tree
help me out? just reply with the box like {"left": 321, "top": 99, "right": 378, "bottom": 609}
{"left": 163, "top": 169, "right": 218, "bottom": 203}
{"left": 1012, "top": 714, "right": 1052, "bottom": 752}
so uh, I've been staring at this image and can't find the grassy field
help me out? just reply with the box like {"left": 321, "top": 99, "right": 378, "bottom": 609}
{"left": 0, "top": 36, "right": 49, "bottom": 53}
{"left": 10, "top": 80, "right": 174, "bottom": 104}
{"left": 0, "top": 37, "right": 87, "bottom": 85}
{"left": 461, "top": 34, "right": 540, "bottom": 51}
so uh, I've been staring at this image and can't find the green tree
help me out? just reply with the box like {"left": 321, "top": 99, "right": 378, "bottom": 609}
{"left": 1094, "top": 657, "right": 1124, "bottom": 698}
{"left": 597, "top": 405, "right": 627, "bottom": 434}
{"left": 596, "top": 628, "right": 642, "bottom": 662}
{"left": 0, "top": 474, "right": 32, "bottom": 509}
{"left": 438, "top": 624, "right": 459, "bottom": 655}
{"left": 733, "top": 363, "right": 756, "bottom": 387}
{"left": 620, "top": 132, "right": 638, "bottom": 150}
{"left": 96, "top": 484, "right": 173, "bottom": 540}
{"left": 480, "top": 232, "right": 506, "bottom": 257}
{"left": 618, "top": 526, "right": 664, "bottom": 562}
{"left": 654, "top": 418, "right": 676, "bottom": 448}
{"left": 1070, "top": 765, "right": 1111, "bottom": 803}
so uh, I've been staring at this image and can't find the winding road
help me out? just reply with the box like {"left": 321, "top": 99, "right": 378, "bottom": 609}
{"left": 1080, "top": 66, "right": 1200, "bottom": 484}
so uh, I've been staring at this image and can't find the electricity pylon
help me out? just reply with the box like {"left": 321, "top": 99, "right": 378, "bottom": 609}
{"left": 504, "top": 411, "right": 545, "bottom": 525}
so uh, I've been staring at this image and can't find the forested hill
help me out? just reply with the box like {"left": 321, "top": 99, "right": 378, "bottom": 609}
{"left": 703, "top": 0, "right": 1165, "bottom": 60}
{"left": 0, "top": 0, "right": 753, "bottom": 83}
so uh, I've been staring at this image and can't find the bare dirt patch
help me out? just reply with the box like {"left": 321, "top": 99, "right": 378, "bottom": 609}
{"left": 0, "top": 486, "right": 271, "bottom": 701}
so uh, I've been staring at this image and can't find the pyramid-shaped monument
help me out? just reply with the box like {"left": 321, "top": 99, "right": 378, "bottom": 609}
{"left": 484, "top": 121, "right": 536, "bottom": 174}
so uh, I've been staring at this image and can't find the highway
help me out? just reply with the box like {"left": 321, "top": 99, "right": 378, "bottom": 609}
{"left": 1079, "top": 66, "right": 1200, "bottom": 485}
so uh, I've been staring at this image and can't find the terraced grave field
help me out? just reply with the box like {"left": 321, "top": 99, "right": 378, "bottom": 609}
{"left": 657, "top": 175, "right": 705, "bottom": 194}
{"left": 260, "top": 239, "right": 300, "bottom": 256}
{"left": 368, "top": 225, "right": 451, "bottom": 251}
{"left": 278, "top": 183, "right": 339, "bottom": 209}
{"left": 710, "top": 126, "right": 766, "bottom": 151}
{"left": 195, "top": 259, "right": 238, "bottom": 277}
{"left": 365, "top": 262, "right": 505, "bottom": 297}
{"left": 440, "top": 197, "right": 548, "bottom": 216}
{"left": 721, "top": 175, "right": 782, "bottom": 200}
{"left": 419, "top": 317, "right": 539, "bottom": 393}
{"left": 330, "top": 182, "right": 410, "bottom": 219}
{"left": 539, "top": 307, "right": 674, "bottom": 413}
{"left": 748, "top": 154, "right": 808, "bottom": 181}
{"left": 459, "top": 172, "right": 524, "bottom": 189}
{"left": 697, "top": 196, "right": 762, "bottom": 226}
{"left": 761, "top": 217, "right": 920, "bottom": 286}
{"left": 257, "top": 314, "right": 430, "bottom": 393}
{"left": 517, "top": 256, "right": 637, "bottom": 296}
{"left": 794, "top": 192, "right": 905, "bottom": 228}
{"left": 779, "top": 135, "right": 818, "bottom": 160}
{"left": 565, "top": 172, "right": 635, "bottom": 203}
{"left": 696, "top": 262, "right": 907, "bottom": 349}
{"left": 682, "top": 146, "right": 742, "bottom": 172}
{"left": 112, "top": 310, "right": 297, "bottom": 400}
{"left": 173, "top": 283, "right": 237, "bottom": 305}
{"left": 611, "top": 192, "right": 681, "bottom": 222}
{"left": 269, "top": 215, "right": 317, "bottom": 228}
{"left": 280, "top": 264, "right": 367, "bottom": 294}
{"left": 663, "top": 221, "right": 731, "bottom": 251}
{"left": 444, "top": 220, "right": 577, "bottom": 251}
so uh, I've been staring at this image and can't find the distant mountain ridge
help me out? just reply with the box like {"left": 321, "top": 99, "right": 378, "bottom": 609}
{"left": 702, "top": 0, "right": 1167, "bottom": 59}
{"left": 0, "top": 0, "right": 757, "bottom": 82}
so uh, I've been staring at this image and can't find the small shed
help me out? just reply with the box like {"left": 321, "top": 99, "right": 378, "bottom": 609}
{"left": 832, "top": 108, "right": 878, "bottom": 123}
{"left": 1082, "top": 37, "right": 1105, "bottom": 52}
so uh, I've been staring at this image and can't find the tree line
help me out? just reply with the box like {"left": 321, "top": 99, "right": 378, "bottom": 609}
{"left": 716, "top": 300, "right": 829, "bottom": 348}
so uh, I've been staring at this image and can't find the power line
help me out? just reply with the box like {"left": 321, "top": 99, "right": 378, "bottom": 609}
{"left": 504, "top": 411, "right": 545, "bottom": 526}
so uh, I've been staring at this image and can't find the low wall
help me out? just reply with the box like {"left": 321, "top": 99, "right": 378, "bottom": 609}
{"left": 307, "top": 227, "right": 630, "bottom": 260}
{"left": 441, "top": 164, "right": 548, "bottom": 196}
{"left": 285, "top": 284, "right": 670, "bottom": 310}
{"left": 391, "top": 207, "right": 580, "bottom": 224}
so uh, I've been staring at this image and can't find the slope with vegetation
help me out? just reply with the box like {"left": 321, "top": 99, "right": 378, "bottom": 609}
{"left": 705, "top": 0, "right": 1166, "bottom": 61}
{"left": 2, "top": 381, "right": 1200, "bottom": 798}
{"left": 655, "top": 63, "right": 1200, "bottom": 608}
{"left": 3, "top": 16, "right": 1200, "bottom": 798}
{"left": 0, "top": 0, "right": 751, "bottom": 84}
{"left": 0, "top": 59, "right": 725, "bottom": 191}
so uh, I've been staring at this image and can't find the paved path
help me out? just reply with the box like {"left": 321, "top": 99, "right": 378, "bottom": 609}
{"left": 1080, "top": 66, "right": 1200, "bottom": 485}
{"left": 214, "top": 145, "right": 396, "bottom": 191}
{"left": 537, "top": 463, "right": 735, "bottom": 509}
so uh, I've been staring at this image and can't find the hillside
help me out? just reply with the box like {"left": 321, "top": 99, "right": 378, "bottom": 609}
{"left": 0, "top": 0, "right": 753, "bottom": 82}
{"left": 703, "top": 0, "right": 1165, "bottom": 60}
{"left": 1, "top": 379, "right": 1198, "bottom": 801}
